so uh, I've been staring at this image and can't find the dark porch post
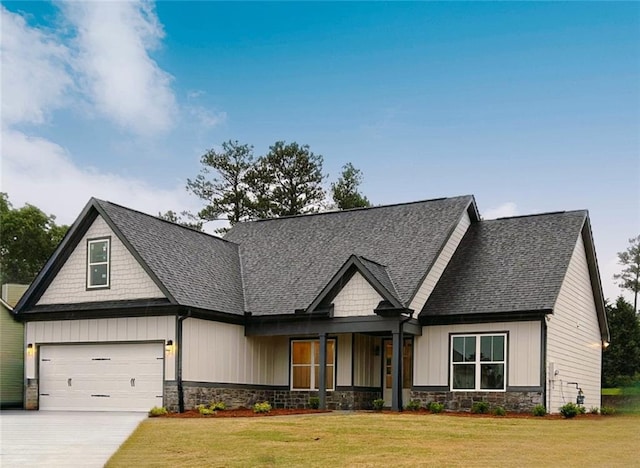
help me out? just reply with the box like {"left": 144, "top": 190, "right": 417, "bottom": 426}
{"left": 318, "top": 332, "right": 327, "bottom": 410}
{"left": 391, "top": 330, "right": 403, "bottom": 411}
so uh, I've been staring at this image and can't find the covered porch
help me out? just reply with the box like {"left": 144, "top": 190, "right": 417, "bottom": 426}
{"left": 246, "top": 312, "right": 421, "bottom": 411}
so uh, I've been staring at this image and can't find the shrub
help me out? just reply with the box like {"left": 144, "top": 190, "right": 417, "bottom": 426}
{"left": 196, "top": 404, "right": 215, "bottom": 416}
{"left": 309, "top": 397, "right": 320, "bottom": 409}
{"left": 405, "top": 400, "right": 421, "bottom": 411}
{"left": 589, "top": 406, "right": 599, "bottom": 414}
{"left": 560, "top": 402, "right": 580, "bottom": 418}
{"left": 577, "top": 405, "right": 586, "bottom": 415}
{"left": 148, "top": 406, "right": 168, "bottom": 417}
{"left": 427, "top": 402, "right": 445, "bottom": 413}
{"left": 253, "top": 401, "right": 272, "bottom": 413}
{"left": 600, "top": 406, "right": 616, "bottom": 416}
{"left": 210, "top": 401, "right": 226, "bottom": 411}
{"left": 471, "top": 401, "right": 490, "bottom": 414}
{"left": 372, "top": 398, "right": 385, "bottom": 411}
{"left": 492, "top": 406, "right": 506, "bottom": 416}
{"left": 532, "top": 404, "right": 547, "bottom": 417}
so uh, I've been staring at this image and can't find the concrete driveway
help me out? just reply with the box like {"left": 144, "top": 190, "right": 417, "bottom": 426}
{"left": 0, "top": 410, "right": 147, "bottom": 467}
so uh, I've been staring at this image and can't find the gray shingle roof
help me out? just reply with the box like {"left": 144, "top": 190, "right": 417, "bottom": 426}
{"left": 96, "top": 200, "right": 245, "bottom": 315}
{"left": 224, "top": 196, "right": 474, "bottom": 316}
{"left": 358, "top": 256, "right": 400, "bottom": 301}
{"left": 421, "top": 210, "right": 587, "bottom": 317}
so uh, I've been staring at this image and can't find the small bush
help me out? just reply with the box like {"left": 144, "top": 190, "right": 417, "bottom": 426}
{"left": 372, "top": 398, "right": 385, "bottom": 411}
{"left": 427, "top": 402, "right": 445, "bottom": 413}
{"left": 210, "top": 401, "right": 226, "bottom": 411}
{"left": 589, "top": 406, "right": 599, "bottom": 414}
{"left": 493, "top": 406, "right": 506, "bottom": 416}
{"left": 148, "top": 406, "right": 168, "bottom": 417}
{"left": 471, "top": 401, "right": 490, "bottom": 414}
{"left": 532, "top": 404, "right": 547, "bottom": 417}
{"left": 560, "top": 402, "right": 580, "bottom": 418}
{"left": 253, "top": 401, "right": 272, "bottom": 413}
{"left": 600, "top": 406, "right": 616, "bottom": 416}
{"left": 196, "top": 404, "right": 215, "bottom": 416}
{"left": 405, "top": 400, "right": 421, "bottom": 411}
{"left": 309, "top": 397, "right": 320, "bottom": 409}
{"left": 577, "top": 405, "right": 586, "bottom": 415}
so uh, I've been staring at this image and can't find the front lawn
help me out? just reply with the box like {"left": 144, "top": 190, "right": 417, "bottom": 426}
{"left": 107, "top": 412, "right": 638, "bottom": 467}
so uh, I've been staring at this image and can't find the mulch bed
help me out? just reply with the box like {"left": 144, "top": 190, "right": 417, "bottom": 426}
{"left": 157, "top": 408, "right": 604, "bottom": 419}
{"left": 161, "top": 408, "right": 331, "bottom": 418}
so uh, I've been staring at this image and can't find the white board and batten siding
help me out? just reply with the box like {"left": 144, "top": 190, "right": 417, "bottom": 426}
{"left": 547, "top": 235, "right": 602, "bottom": 412}
{"left": 333, "top": 272, "right": 382, "bottom": 317}
{"left": 353, "top": 334, "right": 382, "bottom": 388}
{"left": 181, "top": 318, "right": 288, "bottom": 385}
{"left": 413, "top": 321, "right": 541, "bottom": 387}
{"left": 38, "top": 216, "right": 165, "bottom": 305}
{"left": 409, "top": 211, "right": 471, "bottom": 313}
{"left": 25, "top": 316, "right": 176, "bottom": 381}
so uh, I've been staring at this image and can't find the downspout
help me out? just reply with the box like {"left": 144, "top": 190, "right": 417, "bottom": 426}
{"left": 177, "top": 310, "right": 191, "bottom": 413}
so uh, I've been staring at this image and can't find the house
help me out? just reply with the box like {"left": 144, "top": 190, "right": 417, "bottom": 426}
{"left": 14, "top": 195, "right": 608, "bottom": 413}
{"left": 1, "top": 284, "right": 29, "bottom": 408}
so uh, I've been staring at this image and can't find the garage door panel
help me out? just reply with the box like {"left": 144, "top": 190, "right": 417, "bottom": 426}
{"left": 39, "top": 343, "right": 164, "bottom": 411}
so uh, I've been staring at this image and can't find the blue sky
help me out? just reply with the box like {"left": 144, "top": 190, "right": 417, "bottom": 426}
{"left": 1, "top": 1, "right": 639, "bottom": 301}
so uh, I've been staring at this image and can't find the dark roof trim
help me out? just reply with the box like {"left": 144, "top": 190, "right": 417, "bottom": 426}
{"left": 580, "top": 216, "right": 609, "bottom": 342}
{"left": 14, "top": 199, "right": 100, "bottom": 313}
{"left": 15, "top": 301, "right": 179, "bottom": 322}
{"left": 306, "top": 255, "right": 403, "bottom": 314}
{"left": 420, "top": 310, "right": 549, "bottom": 326}
{"left": 405, "top": 197, "right": 479, "bottom": 307}
{"left": 93, "top": 200, "right": 177, "bottom": 305}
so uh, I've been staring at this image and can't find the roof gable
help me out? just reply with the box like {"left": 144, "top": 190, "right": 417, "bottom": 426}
{"left": 225, "top": 196, "right": 476, "bottom": 316}
{"left": 15, "top": 199, "right": 245, "bottom": 316}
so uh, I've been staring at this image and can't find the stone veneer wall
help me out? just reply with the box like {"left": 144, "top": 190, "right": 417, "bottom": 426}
{"left": 164, "top": 382, "right": 381, "bottom": 412}
{"left": 410, "top": 390, "right": 543, "bottom": 412}
{"left": 25, "top": 378, "right": 38, "bottom": 410}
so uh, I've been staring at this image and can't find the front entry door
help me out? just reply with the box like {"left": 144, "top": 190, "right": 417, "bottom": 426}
{"left": 383, "top": 338, "right": 413, "bottom": 407}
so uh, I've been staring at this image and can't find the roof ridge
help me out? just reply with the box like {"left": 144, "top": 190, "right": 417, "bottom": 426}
{"left": 94, "top": 198, "right": 239, "bottom": 247}
{"left": 243, "top": 195, "right": 473, "bottom": 223}
{"left": 357, "top": 255, "right": 388, "bottom": 268}
{"left": 490, "top": 209, "right": 587, "bottom": 221}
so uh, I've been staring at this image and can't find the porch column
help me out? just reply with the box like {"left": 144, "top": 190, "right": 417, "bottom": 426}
{"left": 391, "top": 330, "right": 403, "bottom": 411}
{"left": 318, "top": 332, "right": 327, "bottom": 410}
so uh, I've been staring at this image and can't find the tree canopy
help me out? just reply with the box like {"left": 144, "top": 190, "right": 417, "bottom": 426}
{"left": 0, "top": 193, "right": 68, "bottom": 284}
{"left": 331, "top": 163, "right": 371, "bottom": 210}
{"left": 157, "top": 210, "right": 203, "bottom": 231}
{"left": 614, "top": 235, "right": 640, "bottom": 314}
{"left": 602, "top": 296, "right": 640, "bottom": 387}
{"left": 186, "top": 140, "right": 255, "bottom": 226}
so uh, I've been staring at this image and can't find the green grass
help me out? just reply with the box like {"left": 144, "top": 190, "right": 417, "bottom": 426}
{"left": 107, "top": 413, "right": 639, "bottom": 467}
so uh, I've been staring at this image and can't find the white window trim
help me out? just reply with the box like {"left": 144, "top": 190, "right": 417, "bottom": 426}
{"left": 290, "top": 339, "right": 336, "bottom": 391}
{"left": 87, "top": 238, "right": 110, "bottom": 289}
{"left": 450, "top": 333, "right": 507, "bottom": 392}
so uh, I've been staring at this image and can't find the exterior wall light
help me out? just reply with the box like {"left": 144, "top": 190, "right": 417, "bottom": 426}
{"left": 602, "top": 340, "right": 610, "bottom": 349}
{"left": 27, "top": 343, "right": 34, "bottom": 355}
{"left": 165, "top": 340, "right": 174, "bottom": 353}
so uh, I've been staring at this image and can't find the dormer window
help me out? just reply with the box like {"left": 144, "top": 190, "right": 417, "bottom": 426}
{"left": 87, "top": 238, "right": 110, "bottom": 289}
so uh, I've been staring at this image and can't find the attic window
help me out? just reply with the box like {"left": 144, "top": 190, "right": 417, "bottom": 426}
{"left": 87, "top": 238, "right": 110, "bottom": 289}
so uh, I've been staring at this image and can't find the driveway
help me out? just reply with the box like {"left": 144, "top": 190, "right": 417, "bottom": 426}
{"left": 0, "top": 410, "right": 147, "bottom": 467}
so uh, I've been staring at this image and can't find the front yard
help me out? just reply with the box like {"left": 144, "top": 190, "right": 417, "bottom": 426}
{"left": 107, "top": 412, "right": 638, "bottom": 467}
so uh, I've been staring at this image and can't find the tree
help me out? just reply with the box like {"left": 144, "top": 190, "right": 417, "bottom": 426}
{"left": 614, "top": 235, "right": 640, "bottom": 314}
{"left": 331, "top": 163, "right": 371, "bottom": 210}
{"left": 157, "top": 210, "right": 203, "bottom": 231}
{"left": 602, "top": 297, "right": 640, "bottom": 387}
{"left": 186, "top": 140, "right": 255, "bottom": 227}
{"left": 248, "top": 141, "right": 326, "bottom": 218}
{"left": 0, "top": 193, "right": 68, "bottom": 284}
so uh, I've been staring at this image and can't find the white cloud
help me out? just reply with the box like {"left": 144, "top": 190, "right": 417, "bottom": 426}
{"left": 187, "top": 105, "right": 227, "bottom": 128}
{"left": 63, "top": 1, "right": 176, "bottom": 135}
{"left": 483, "top": 202, "right": 518, "bottom": 220}
{"left": 0, "top": 6, "right": 73, "bottom": 125}
{"left": 1, "top": 127, "right": 200, "bottom": 226}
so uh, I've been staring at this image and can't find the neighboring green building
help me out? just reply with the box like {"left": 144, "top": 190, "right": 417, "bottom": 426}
{"left": 1, "top": 284, "right": 28, "bottom": 408}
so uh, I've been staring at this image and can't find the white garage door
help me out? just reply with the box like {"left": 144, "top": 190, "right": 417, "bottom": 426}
{"left": 39, "top": 343, "right": 164, "bottom": 411}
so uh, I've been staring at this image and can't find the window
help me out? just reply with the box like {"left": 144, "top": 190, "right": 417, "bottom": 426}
{"left": 291, "top": 339, "right": 335, "bottom": 391}
{"left": 451, "top": 334, "right": 506, "bottom": 391}
{"left": 87, "top": 238, "right": 110, "bottom": 288}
